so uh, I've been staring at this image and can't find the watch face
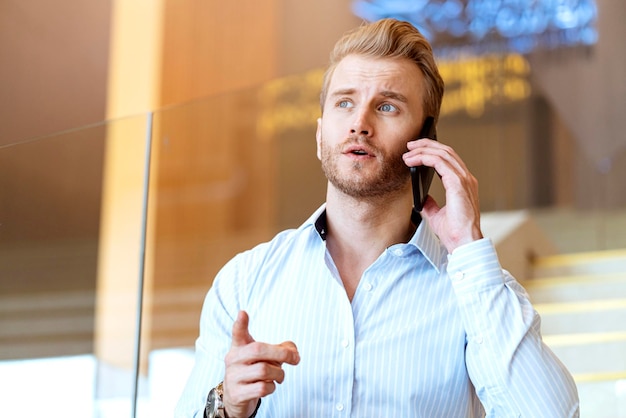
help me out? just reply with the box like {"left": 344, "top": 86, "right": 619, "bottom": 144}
{"left": 205, "top": 388, "right": 219, "bottom": 418}
{"left": 205, "top": 385, "right": 225, "bottom": 418}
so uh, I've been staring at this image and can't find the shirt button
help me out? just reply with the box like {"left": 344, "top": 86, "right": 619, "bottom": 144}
{"left": 336, "top": 403, "right": 344, "bottom": 411}
{"left": 453, "top": 271, "right": 465, "bottom": 281}
{"left": 393, "top": 248, "right": 404, "bottom": 256}
{"left": 363, "top": 283, "right": 373, "bottom": 291}
{"left": 341, "top": 339, "right": 350, "bottom": 348}
{"left": 475, "top": 335, "right": 484, "bottom": 344}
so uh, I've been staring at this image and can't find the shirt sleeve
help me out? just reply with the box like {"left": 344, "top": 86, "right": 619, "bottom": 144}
{"left": 174, "top": 257, "right": 243, "bottom": 418}
{"left": 447, "top": 238, "right": 580, "bottom": 417}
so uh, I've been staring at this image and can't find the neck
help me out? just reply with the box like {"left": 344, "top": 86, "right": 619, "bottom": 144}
{"left": 325, "top": 184, "right": 416, "bottom": 247}
{"left": 323, "top": 185, "right": 416, "bottom": 301}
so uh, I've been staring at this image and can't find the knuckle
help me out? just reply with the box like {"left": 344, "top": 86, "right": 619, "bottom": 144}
{"left": 440, "top": 144, "right": 454, "bottom": 155}
{"left": 256, "top": 362, "right": 272, "bottom": 376}
{"left": 249, "top": 342, "right": 264, "bottom": 357}
{"left": 257, "top": 381, "right": 277, "bottom": 397}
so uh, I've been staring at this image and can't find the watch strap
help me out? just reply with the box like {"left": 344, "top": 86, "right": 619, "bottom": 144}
{"left": 247, "top": 399, "right": 262, "bottom": 418}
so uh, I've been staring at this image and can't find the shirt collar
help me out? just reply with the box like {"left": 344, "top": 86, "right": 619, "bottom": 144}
{"left": 303, "top": 204, "right": 446, "bottom": 273}
{"left": 409, "top": 215, "right": 446, "bottom": 273}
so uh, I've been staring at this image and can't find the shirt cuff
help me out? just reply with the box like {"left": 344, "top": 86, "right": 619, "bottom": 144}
{"left": 447, "top": 238, "right": 505, "bottom": 293}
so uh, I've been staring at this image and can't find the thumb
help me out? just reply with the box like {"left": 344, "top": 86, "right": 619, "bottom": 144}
{"left": 231, "top": 310, "right": 255, "bottom": 347}
{"left": 419, "top": 195, "right": 440, "bottom": 220}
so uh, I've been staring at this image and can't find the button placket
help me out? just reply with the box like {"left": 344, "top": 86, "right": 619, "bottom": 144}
{"left": 333, "top": 300, "right": 355, "bottom": 417}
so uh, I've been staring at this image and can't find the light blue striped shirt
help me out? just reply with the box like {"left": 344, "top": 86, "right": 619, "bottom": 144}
{"left": 176, "top": 205, "right": 579, "bottom": 417}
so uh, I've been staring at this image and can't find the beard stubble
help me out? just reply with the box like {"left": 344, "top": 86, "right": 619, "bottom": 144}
{"left": 319, "top": 136, "right": 410, "bottom": 200}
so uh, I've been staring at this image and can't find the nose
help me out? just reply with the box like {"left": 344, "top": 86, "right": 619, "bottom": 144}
{"left": 350, "top": 107, "right": 373, "bottom": 137}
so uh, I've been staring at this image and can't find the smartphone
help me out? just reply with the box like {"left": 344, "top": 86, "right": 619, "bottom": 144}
{"left": 410, "top": 116, "right": 437, "bottom": 212}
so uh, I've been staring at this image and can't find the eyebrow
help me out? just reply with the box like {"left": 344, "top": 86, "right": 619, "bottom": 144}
{"left": 329, "top": 88, "right": 356, "bottom": 98}
{"left": 329, "top": 88, "right": 409, "bottom": 103}
{"left": 380, "top": 91, "right": 408, "bottom": 103}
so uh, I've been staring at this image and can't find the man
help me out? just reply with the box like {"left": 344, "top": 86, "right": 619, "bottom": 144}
{"left": 176, "top": 18, "right": 579, "bottom": 417}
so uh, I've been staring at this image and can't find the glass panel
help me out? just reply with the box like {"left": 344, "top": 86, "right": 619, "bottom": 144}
{"left": 137, "top": 59, "right": 626, "bottom": 418}
{"left": 135, "top": 79, "right": 327, "bottom": 415}
{"left": 0, "top": 114, "right": 151, "bottom": 417}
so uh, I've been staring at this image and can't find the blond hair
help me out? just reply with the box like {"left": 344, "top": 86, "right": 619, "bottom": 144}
{"left": 320, "top": 18, "right": 444, "bottom": 121}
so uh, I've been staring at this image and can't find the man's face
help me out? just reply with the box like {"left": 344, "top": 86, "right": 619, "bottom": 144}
{"left": 316, "top": 54, "right": 425, "bottom": 200}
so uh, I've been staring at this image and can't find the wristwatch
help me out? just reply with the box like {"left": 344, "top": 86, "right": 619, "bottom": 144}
{"left": 205, "top": 382, "right": 226, "bottom": 418}
{"left": 205, "top": 382, "right": 261, "bottom": 418}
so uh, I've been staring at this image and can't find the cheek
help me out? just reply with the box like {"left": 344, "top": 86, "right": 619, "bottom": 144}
{"left": 381, "top": 135, "right": 409, "bottom": 156}
{"left": 316, "top": 119, "right": 342, "bottom": 160}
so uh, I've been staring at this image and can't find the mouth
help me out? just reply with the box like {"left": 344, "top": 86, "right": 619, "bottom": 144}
{"left": 344, "top": 145, "right": 373, "bottom": 157}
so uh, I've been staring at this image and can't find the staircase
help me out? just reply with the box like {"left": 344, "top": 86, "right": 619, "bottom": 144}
{"left": 0, "top": 239, "right": 99, "bottom": 361}
{"left": 0, "top": 289, "right": 95, "bottom": 360}
{"left": 526, "top": 249, "right": 626, "bottom": 417}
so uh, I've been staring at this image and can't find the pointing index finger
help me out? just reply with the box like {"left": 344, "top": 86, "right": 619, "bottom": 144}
{"left": 231, "top": 311, "right": 255, "bottom": 347}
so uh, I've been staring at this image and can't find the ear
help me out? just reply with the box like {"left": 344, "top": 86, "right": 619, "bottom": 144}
{"left": 315, "top": 118, "right": 322, "bottom": 161}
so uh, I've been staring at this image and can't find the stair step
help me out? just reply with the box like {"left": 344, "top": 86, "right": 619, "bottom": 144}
{"left": 525, "top": 273, "right": 626, "bottom": 303}
{"left": 0, "top": 338, "right": 93, "bottom": 360}
{"left": 543, "top": 332, "right": 626, "bottom": 376}
{"left": 0, "top": 290, "right": 95, "bottom": 360}
{"left": 0, "top": 290, "right": 95, "bottom": 313}
{"left": 532, "top": 249, "right": 626, "bottom": 278}
{"left": 574, "top": 371, "right": 626, "bottom": 384}
{"left": 535, "top": 298, "right": 626, "bottom": 334}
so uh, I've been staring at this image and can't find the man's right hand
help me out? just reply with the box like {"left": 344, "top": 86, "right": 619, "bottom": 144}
{"left": 222, "top": 310, "right": 300, "bottom": 418}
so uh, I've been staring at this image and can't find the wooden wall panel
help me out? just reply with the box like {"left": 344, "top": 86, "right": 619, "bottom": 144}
{"left": 159, "top": 0, "right": 280, "bottom": 106}
{"left": 0, "top": 0, "right": 111, "bottom": 145}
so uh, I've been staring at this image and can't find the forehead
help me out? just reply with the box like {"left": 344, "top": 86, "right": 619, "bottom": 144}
{"left": 328, "top": 54, "right": 424, "bottom": 101}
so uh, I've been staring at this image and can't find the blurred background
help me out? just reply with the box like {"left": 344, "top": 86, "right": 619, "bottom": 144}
{"left": 0, "top": 0, "right": 625, "bottom": 416}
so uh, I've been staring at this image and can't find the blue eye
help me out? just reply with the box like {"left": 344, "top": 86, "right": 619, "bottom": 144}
{"left": 338, "top": 100, "right": 353, "bottom": 108}
{"left": 380, "top": 103, "right": 397, "bottom": 112}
